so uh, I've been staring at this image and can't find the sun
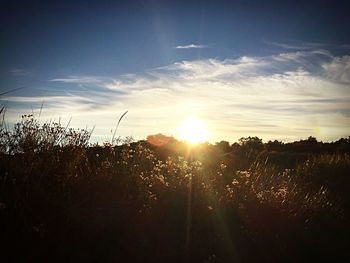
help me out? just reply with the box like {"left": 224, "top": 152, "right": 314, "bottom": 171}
{"left": 179, "top": 117, "right": 208, "bottom": 144}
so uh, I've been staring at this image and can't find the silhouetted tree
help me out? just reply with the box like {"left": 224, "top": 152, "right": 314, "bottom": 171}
{"left": 266, "top": 140, "right": 284, "bottom": 151}
{"left": 239, "top": 136, "right": 263, "bottom": 152}
{"left": 215, "top": 140, "right": 231, "bottom": 153}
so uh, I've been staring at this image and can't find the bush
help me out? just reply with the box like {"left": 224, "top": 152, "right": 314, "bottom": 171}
{"left": 0, "top": 115, "right": 349, "bottom": 262}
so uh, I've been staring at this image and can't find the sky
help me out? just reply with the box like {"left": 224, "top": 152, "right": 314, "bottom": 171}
{"left": 1, "top": 0, "right": 350, "bottom": 143}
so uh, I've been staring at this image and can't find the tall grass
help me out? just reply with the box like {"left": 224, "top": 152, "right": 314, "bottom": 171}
{"left": 0, "top": 114, "right": 349, "bottom": 262}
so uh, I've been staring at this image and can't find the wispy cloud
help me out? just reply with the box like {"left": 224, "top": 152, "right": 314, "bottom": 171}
{"left": 265, "top": 40, "right": 334, "bottom": 51}
{"left": 49, "top": 76, "right": 108, "bottom": 84}
{"left": 175, "top": 44, "right": 208, "bottom": 49}
{"left": 5, "top": 49, "right": 350, "bottom": 143}
{"left": 9, "top": 69, "right": 31, "bottom": 76}
{"left": 322, "top": 56, "right": 350, "bottom": 84}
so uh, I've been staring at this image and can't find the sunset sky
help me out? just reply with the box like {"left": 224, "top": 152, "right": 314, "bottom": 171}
{"left": 1, "top": 0, "right": 350, "bottom": 143}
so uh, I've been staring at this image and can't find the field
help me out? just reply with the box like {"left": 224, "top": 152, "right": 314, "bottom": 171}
{"left": 1, "top": 114, "right": 350, "bottom": 262}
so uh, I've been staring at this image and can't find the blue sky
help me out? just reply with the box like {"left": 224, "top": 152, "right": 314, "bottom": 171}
{"left": 1, "top": 0, "right": 350, "bottom": 142}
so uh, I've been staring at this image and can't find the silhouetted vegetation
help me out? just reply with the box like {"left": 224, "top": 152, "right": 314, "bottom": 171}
{"left": 1, "top": 115, "right": 349, "bottom": 262}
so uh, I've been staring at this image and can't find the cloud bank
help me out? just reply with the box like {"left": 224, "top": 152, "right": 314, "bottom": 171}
{"left": 3, "top": 49, "right": 350, "bottom": 143}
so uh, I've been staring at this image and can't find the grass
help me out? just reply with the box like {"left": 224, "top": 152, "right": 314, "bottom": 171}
{"left": 0, "top": 114, "right": 349, "bottom": 262}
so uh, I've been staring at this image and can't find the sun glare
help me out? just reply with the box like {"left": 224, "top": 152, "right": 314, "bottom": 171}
{"left": 179, "top": 117, "right": 208, "bottom": 144}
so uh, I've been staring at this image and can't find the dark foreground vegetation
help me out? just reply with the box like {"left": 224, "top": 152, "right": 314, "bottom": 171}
{"left": 1, "top": 115, "right": 350, "bottom": 262}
